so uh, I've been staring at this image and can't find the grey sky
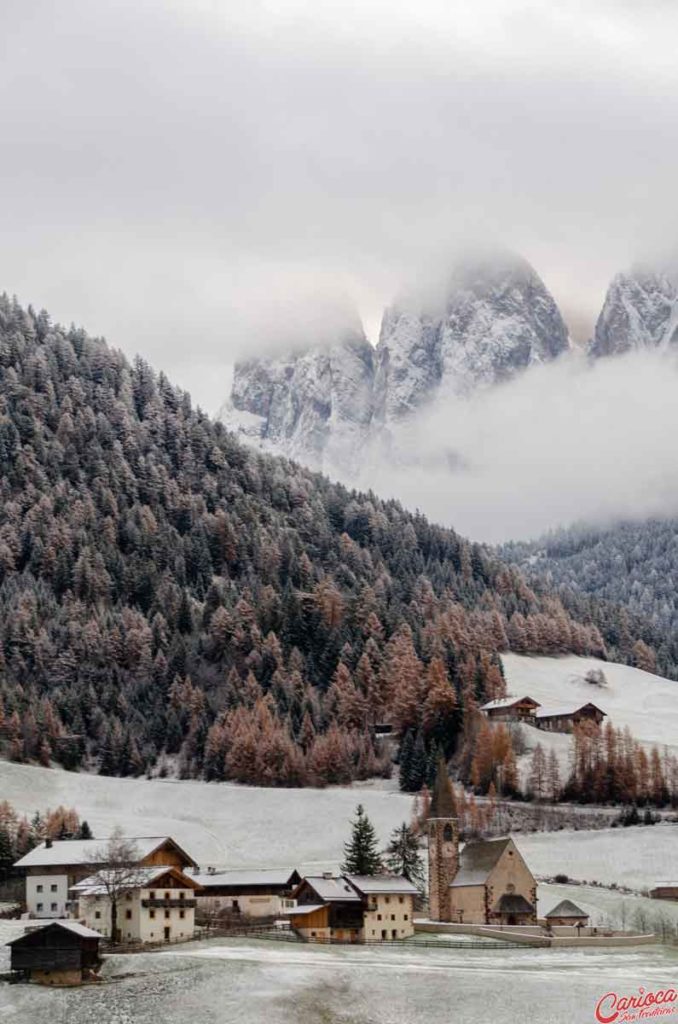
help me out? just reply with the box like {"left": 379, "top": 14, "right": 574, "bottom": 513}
{"left": 2, "top": 0, "right": 678, "bottom": 412}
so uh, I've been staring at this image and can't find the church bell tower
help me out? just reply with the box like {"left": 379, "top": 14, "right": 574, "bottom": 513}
{"left": 427, "top": 758, "right": 459, "bottom": 922}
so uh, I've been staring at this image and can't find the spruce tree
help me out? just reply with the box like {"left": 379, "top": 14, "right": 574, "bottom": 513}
{"left": 341, "top": 804, "right": 383, "bottom": 875}
{"left": 385, "top": 822, "right": 425, "bottom": 892}
{"left": 77, "top": 820, "right": 93, "bottom": 840}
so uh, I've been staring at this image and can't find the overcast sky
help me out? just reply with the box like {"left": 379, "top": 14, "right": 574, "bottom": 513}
{"left": 2, "top": 0, "right": 678, "bottom": 414}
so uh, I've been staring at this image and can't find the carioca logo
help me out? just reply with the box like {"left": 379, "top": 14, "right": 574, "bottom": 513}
{"left": 595, "top": 987, "right": 678, "bottom": 1023}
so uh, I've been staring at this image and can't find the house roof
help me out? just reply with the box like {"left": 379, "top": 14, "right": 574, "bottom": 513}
{"left": 286, "top": 904, "right": 326, "bottom": 917}
{"left": 545, "top": 899, "right": 589, "bottom": 919}
{"left": 14, "top": 835, "right": 196, "bottom": 870}
{"left": 449, "top": 838, "right": 513, "bottom": 888}
{"left": 298, "top": 876, "right": 361, "bottom": 902}
{"left": 191, "top": 868, "right": 299, "bottom": 889}
{"left": 7, "top": 920, "right": 102, "bottom": 945}
{"left": 346, "top": 875, "right": 419, "bottom": 896}
{"left": 72, "top": 865, "right": 198, "bottom": 896}
{"left": 535, "top": 703, "right": 605, "bottom": 720}
{"left": 480, "top": 696, "right": 540, "bottom": 711}
{"left": 495, "top": 893, "right": 535, "bottom": 915}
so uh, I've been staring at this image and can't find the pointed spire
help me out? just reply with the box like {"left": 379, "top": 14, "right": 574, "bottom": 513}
{"left": 429, "top": 758, "right": 457, "bottom": 819}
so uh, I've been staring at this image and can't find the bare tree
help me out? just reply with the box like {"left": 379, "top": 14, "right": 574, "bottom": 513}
{"left": 91, "top": 827, "right": 144, "bottom": 942}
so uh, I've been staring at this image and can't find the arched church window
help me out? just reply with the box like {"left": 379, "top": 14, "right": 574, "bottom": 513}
{"left": 443, "top": 824, "right": 453, "bottom": 842}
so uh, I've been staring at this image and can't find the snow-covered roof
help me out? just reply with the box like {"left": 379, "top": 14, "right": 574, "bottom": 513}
{"left": 346, "top": 875, "right": 419, "bottom": 896}
{"left": 285, "top": 904, "right": 325, "bottom": 916}
{"left": 8, "top": 920, "right": 102, "bottom": 944}
{"left": 480, "top": 696, "right": 540, "bottom": 711}
{"left": 191, "top": 868, "right": 298, "bottom": 889}
{"left": 545, "top": 899, "right": 588, "bottom": 919}
{"left": 72, "top": 865, "right": 192, "bottom": 896}
{"left": 450, "top": 838, "right": 513, "bottom": 888}
{"left": 14, "top": 836, "right": 188, "bottom": 869}
{"left": 300, "top": 876, "right": 361, "bottom": 902}
{"left": 535, "top": 703, "right": 605, "bottom": 719}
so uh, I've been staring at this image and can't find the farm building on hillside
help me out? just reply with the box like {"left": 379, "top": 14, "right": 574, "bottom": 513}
{"left": 7, "top": 921, "right": 102, "bottom": 986}
{"left": 650, "top": 883, "right": 678, "bottom": 901}
{"left": 72, "top": 865, "right": 200, "bottom": 944}
{"left": 14, "top": 836, "right": 197, "bottom": 919}
{"left": 480, "top": 696, "right": 541, "bottom": 722}
{"left": 191, "top": 867, "right": 301, "bottom": 919}
{"left": 535, "top": 702, "right": 606, "bottom": 733}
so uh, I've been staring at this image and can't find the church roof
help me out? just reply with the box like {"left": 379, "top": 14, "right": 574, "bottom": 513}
{"left": 449, "top": 838, "right": 512, "bottom": 887}
{"left": 429, "top": 759, "right": 457, "bottom": 818}
{"left": 545, "top": 899, "right": 588, "bottom": 919}
{"left": 495, "top": 893, "right": 534, "bottom": 914}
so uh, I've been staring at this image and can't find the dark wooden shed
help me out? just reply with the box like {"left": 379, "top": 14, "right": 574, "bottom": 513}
{"left": 8, "top": 920, "right": 102, "bottom": 986}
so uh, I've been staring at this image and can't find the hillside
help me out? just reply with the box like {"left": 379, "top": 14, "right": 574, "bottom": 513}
{"left": 500, "top": 520, "right": 678, "bottom": 678}
{"left": 0, "top": 294, "right": 623, "bottom": 786}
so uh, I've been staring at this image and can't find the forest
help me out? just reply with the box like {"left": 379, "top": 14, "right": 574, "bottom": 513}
{"left": 0, "top": 295, "right": 657, "bottom": 788}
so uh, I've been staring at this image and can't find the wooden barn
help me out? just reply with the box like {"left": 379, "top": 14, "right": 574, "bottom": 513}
{"left": 535, "top": 702, "right": 606, "bottom": 733}
{"left": 7, "top": 921, "right": 102, "bottom": 986}
{"left": 480, "top": 696, "right": 541, "bottom": 722}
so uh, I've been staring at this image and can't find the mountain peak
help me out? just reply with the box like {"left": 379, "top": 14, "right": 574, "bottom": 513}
{"left": 589, "top": 267, "right": 678, "bottom": 358}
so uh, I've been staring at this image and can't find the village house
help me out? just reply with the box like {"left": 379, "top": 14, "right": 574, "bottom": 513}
{"left": 480, "top": 696, "right": 541, "bottom": 722}
{"left": 14, "top": 835, "right": 197, "bottom": 919}
{"left": 345, "top": 875, "right": 418, "bottom": 941}
{"left": 7, "top": 920, "right": 102, "bottom": 987}
{"left": 72, "top": 865, "right": 200, "bottom": 944}
{"left": 287, "top": 873, "right": 418, "bottom": 942}
{"left": 428, "top": 760, "right": 537, "bottom": 926}
{"left": 534, "top": 702, "right": 606, "bottom": 733}
{"left": 288, "top": 874, "right": 364, "bottom": 942}
{"left": 190, "top": 867, "right": 301, "bottom": 919}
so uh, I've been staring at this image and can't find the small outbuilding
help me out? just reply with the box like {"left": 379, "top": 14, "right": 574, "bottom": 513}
{"left": 7, "top": 920, "right": 102, "bottom": 986}
{"left": 545, "top": 899, "right": 590, "bottom": 927}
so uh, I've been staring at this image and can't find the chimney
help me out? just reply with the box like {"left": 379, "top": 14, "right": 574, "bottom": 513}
{"left": 322, "top": 872, "right": 333, "bottom": 880}
{"left": 45, "top": 838, "right": 53, "bottom": 849}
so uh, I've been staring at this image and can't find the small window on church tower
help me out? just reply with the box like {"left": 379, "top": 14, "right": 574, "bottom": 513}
{"left": 443, "top": 824, "right": 453, "bottom": 841}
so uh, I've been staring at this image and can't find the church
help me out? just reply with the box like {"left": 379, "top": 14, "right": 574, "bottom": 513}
{"left": 428, "top": 761, "right": 537, "bottom": 925}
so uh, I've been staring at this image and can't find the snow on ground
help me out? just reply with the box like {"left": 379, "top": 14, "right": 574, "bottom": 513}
{"left": 538, "top": 882, "right": 678, "bottom": 935}
{"left": 3, "top": 936, "right": 676, "bottom": 1024}
{"left": 502, "top": 653, "right": 678, "bottom": 755}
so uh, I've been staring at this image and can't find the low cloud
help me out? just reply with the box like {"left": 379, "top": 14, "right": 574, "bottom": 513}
{"left": 360, "top": 349, "right": 678, "bottom": 543}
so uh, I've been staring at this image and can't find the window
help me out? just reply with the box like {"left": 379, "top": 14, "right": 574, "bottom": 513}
{"left": 165, "top": 892, "right": 170, "bottom": 900}
{"left": 179, "top": 892, "right": 185, "bottom": 900}
{"left": 126, "top": 892, "right": 132, "bottom": 900}
{"left": 36, "top": 885, "right": 43, "bottom": 893}
{"left": 50, "top": 884, "right": 57, "bottom": 893}
{"left": 385, "top": 897, "right": 390, "bottom": 904}
{"left": 95, "top": 911, "right": 101, "bottom": 920}
{"left": 179, "top": 910, "right": 185, "bottom": 919}
{"left": 398, "top": 896, "right": 403, "bottom": 904}
{"left": 404, "top": 914, "right": 409, "bottom": 921}
{"left": 377, "top": 914, "right": 382, "bottom": 921}
{"left": 150, "top": 910, "right": 156, "bottom": 919}
{"left": 51, "top": 903, "right": 58, "bottom": 912}
{"left": 443, "top": 824, "right": 453, "bottom": 842}
{"left": 126, "top": 910, "right": 132, "bottom": 920}
{"left": 36, "top": 903, "right": 43, "bottom": 912}
{"left": 165, "top": 910, "right": 170, "bottom": 919}
{"left": 391, "top": 914, "right": 395, "bottom": 921}
{"left": 150, "top": 891, "right": 155, "bottom": 899}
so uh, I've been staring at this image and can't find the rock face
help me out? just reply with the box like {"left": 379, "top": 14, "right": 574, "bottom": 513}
{"left": 590, "top": 270, "right": 678, "bottom": 358}
{"left": 221, "top": 327, "right": 375, "bottom": 474}
{"left": 374, "top": 253, "right": 570, "bottom": 423}
{"left": 221, "top": 252, "right": 570, "bottom": 473}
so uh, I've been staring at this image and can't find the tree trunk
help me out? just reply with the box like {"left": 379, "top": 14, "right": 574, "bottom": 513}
{"left": 111, "top": 898, "right": 118, "bottom": 943}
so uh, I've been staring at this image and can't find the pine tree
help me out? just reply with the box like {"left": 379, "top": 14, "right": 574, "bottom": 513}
{"left": 384, "top": 822, "right": 425, "bottom": 892}
{"left": 341, "top": 804, "right": 383, "bottom": 875}
{"left": 77, "top": 820, "right": 93, "bottom": 840}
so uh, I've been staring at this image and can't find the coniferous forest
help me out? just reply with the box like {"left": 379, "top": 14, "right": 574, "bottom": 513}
{"left": 0, "top": 296, "right": 659, "bottom": 786}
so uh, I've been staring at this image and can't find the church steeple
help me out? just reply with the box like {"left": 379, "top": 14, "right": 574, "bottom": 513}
{"left": 427, "top": 758, "right": 459, "bottom": 922}
{"left": 430, "top": 757, "right": 457, "bottom": 819}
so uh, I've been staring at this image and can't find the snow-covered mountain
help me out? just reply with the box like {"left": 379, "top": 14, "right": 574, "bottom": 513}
{"left": 220, "top": 326, "right": 374, "bottom": 473}
{"left": 374, "top": 253, "right": 570, "bottom": 423}
{"left": 221, "top": 252, "right": 570, "bottom": 471}
{"left": 589, "top": 269, "right": 678, "bottom": 358}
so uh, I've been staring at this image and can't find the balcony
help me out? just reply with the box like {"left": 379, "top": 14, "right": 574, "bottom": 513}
{"left": 141, "top": 898, "right": 197, "bottom": 909}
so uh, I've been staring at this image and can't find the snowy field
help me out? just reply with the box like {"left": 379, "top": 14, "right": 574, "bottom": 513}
{"left": 503, "top": 653, "right": 678, "bottom": 755}
{"left": 1, "top": 935, "right": 676, "bottom": 1024}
